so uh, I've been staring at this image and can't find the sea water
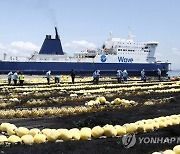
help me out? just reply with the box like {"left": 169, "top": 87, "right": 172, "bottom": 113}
{"left": 168, "top": 70, "right": 180, "bottom": 77}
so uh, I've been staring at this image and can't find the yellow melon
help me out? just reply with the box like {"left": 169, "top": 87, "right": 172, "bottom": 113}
{"left": 91, "top": 126, "right": 104, "bottom": 138}
{"left": 103, "top": 125, "right": 117, "bottom": 137}
{"left": 124, "top": 123, "right": 137, "bottom": 134}
{"left": 59, "top": 129, "right": 72, "bottom": 141}
{"left": 6, "top": 124, "right": 17, "bottom": 136}
{"left": 0, "top": 135, "right": 8, "bottom": 143}
{"left": 34, "top": 134, "right": 46, "bottom": 144}
{"left": 21, "top": 135, "right": 34, "bottom": 144}
{"left": 113, "top": 98, "right": 121, "bottom": 105}
{"left": 69, "top": 128, "right": 80, "bottom": 140}
{"left": 41, "top": 128, "right": 52, "bottom": 136}
{"left": 163, "top": 149, "right": 175, "bottom": 154}
{"left": 98, "top": 97, "right": 106, "bottom": 104}
{"left": 143, "top": 124, "right": 154, "bottom": 132}
{"left": 114, "top": 125, "right": 126, "bottom": 136}
{"left": 46, "top": 129, "right": 60, "bottom": 142}
{"left": 29, "top": 128, "right": 41, "bottom": 136}
{"left": 80, "top": 127, "right": 91, "bottom": 140}
{"left": 0, "top": 123, "right": 12, "bottom": 132}
{"left": 8, "top": 135, "right": 21, "bottom": 143}
{"left": 16, "top": 127, "right": 30, "bottom": 137}
{"left": 173, "top": 145, "right": 180, "bottom": 154}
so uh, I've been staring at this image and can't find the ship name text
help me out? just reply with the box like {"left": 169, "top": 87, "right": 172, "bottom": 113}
{"left": 118, "top": 57, "right": 134, "bottom": 63}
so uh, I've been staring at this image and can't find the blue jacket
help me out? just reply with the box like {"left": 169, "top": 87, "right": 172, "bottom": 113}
{"left": 13, "top": 73, "right": 18, "bottom": 80}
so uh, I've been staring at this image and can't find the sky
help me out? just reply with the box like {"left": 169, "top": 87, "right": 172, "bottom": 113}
{"left": 0, "top": 0, "right": 180, "bottom": 69}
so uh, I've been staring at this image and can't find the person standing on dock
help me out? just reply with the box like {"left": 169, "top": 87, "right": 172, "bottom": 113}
{"left": 55, "top": 75, "right": 60, "bottom": 83}
{"left": 92, "top": 70, "right": 97, "bottom": 84}
{"left": 95, "top": 70, "right": 100, "bottom": 84}
{"left": 19, "top": 72, "right": 24, "bottom": 86}
{"left": 157, "top": 68, "right": 161, "bottom": 81}
{"left": 141, "top": 69, "right": 146, "bottom": 82}
{"left": 116, "top": 69, "right": 122, "bottom": 83}
{"left": 70, "top": 69, "right": 75, "bottom": 84}
{"left": 46, "top": 71, "right": 51, "bottom": 84}
{"left": 7, "top": 71, "right": 13, "bottom": 85}
{"left": 122, "top": 70, "right": 128, "bottom": 82}
{"left": 13, "top": 71, "right": 18, "bottom": 86}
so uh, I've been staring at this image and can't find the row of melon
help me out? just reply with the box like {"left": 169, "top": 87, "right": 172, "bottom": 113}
{"left": 0, "top": 99, "right": 138, "bottom": 119}
{"left": 0, "top": 106, "right": 90, "bottom": 118}
{"left": 152, "top": 145, "right": 180, "bottom": 154}
{"left": 2, "top": 81, "right": 178, "bottom": 103}
{"left": 75, "top": 84, "right": 180, "bottom": 95}
{"left": 0, "top": 97, "right": 137, "bottom": 119}
{"left": 0, "top": 96, "right": 177, "bottom": 119}
{"left": 9, "top": 80, "right": 177, "bottom": 95}
{"left": 0, "top": 114, "right": 180, "bottom": 144}
{"left": 85, "top": 96, "right": 137, "bottom": 106}
{"left": 0, "top": 124, "right": 123, "bottom": 144}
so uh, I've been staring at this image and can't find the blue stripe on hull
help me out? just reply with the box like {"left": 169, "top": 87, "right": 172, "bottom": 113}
{"left": 0, "top": 61, "right": 170, "bottom": 75}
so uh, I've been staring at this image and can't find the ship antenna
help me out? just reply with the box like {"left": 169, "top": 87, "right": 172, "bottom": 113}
{"left": 110, "top": 31, "right": 112, "bottom": 39}
{"left": 55, "top": 27, "right": 59, "bottom": 39}
{"left": 128, "top": 27, "right": 135, "bottom": 40}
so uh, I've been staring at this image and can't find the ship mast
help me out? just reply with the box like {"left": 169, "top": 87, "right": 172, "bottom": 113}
{"left": 127, "top": 27, "right": 135, "bottom": 40}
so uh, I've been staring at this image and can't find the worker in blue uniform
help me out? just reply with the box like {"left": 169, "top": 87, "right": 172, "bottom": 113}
{"left": 122, "top": 70, "right": 128, "bottom": 82}
{"left": 141, "top": 69, "right": 146, "bottom": 82}
{"left": 7, "top": 71, "right": 13, "bottom": 85}
{"left": 46, "top": 71, "right": 51, "bottom": 84}
{"left": 116, "top": 69, "right": 122, "bottom": 83}
{"left": 13, "top": 71, "right": 19, "bottom": 86}
{"left": 157, "top": 68, "right": 161, "bottom": 81}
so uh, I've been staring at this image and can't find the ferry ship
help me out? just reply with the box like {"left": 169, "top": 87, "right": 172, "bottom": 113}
{"left": 0, "top": 27, "right": 170, "bottom": 75}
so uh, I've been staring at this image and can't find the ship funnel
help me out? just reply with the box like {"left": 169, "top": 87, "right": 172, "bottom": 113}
{"left": 39, "top": 27, "right": 64, "bottom": 55}
{"left": 55, "top": 27, "right": 59, "bottom": 39}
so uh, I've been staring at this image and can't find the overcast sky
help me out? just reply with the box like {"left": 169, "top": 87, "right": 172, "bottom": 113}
{"left": 0, "top": 0, "right": 179, "bottom": 69}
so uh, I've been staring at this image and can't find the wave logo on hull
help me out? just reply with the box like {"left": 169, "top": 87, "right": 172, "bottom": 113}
{"left": 100, "top": 55, "right": 107, "bottom": 62}
{"left": 118, "top": 57, "right": 133, "bottom": 63}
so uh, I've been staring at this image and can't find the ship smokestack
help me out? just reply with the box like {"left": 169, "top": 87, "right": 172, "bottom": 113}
{"left": 55, "top": 27, "right": 59, "bottom": 39}
{"left": 39, "top": 27, "right": 64, "bottom": 55}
